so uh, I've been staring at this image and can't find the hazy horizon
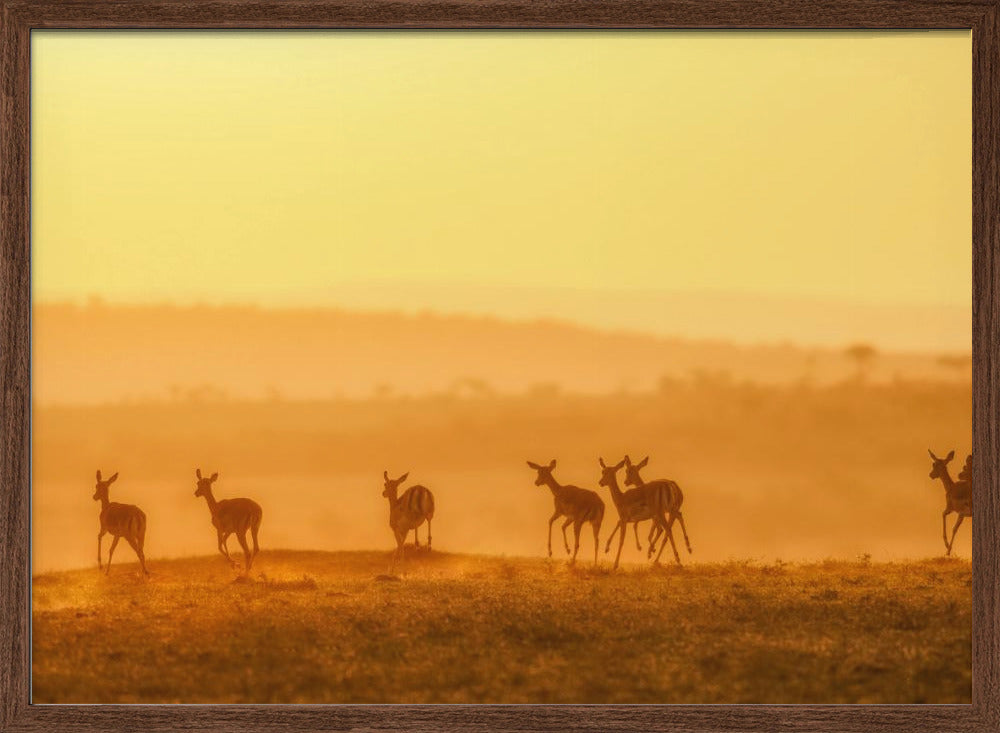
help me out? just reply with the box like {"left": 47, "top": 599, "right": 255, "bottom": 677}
{"left": 35, "top": 286, "right": 970, "bottom": 352}
{"left": 32, "top": 299, "right": 970, "bottom": 409}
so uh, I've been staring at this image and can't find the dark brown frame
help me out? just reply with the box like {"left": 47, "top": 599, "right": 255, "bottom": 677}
{"left": 2, "top": 1, "right": 997, "bottom": 730}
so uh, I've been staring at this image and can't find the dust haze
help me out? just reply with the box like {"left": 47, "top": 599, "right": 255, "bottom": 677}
{"left": 32, "top": 301, "right": 970, "bottom": 573}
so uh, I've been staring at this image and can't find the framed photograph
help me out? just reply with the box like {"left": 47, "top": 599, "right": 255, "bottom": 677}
{"left": 2, "top": 0, "right": 998, "bottom": 731}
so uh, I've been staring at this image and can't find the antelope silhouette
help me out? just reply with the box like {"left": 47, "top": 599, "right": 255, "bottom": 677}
{"left": 928, "top": 449, "right": 971, "bottom": 555}
{"left": 93, "top": 470, "right": 149, "bottom": 576}
{"left": 382, "top": 471, "right": 435, "bottom": 572}
{"left": 527, "top": 459, "right": 604, "bottom": 566}
{"left": 598, "top": 457, "right": 672, "bottom": 569}
{"left": 623, "top": 455, "right": 693, "bottom": 562}
{"left": 193, "top": 469, "right": 263, "bottom": 572}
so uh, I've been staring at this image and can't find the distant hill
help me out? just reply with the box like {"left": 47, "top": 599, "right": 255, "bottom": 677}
{"left": 314, "top": 282, "right": 971, "bottom": 352}
{"left": 33, "top": 302, "right": 967, "bottom": 405}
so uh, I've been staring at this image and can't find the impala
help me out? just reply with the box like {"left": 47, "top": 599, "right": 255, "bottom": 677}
{"left": 526, "top": 459, "right": 604, "bottom": 566}
{"left": 382, "top": 471, "right": 435, "bottom": 571}
{"left": 193, "top": 469, "right": 263, "bottom": 572}
{"left": 93, "top": 470, "right": 149, "bottom": 576}
{"left": 624, "top": 455, "right": 693, "bottom": 561}
{"left": 598, "top": 457, "right": 676, "bottom": 569}
{"left": 928, "top": 449, "right": 972, "bottom": 555}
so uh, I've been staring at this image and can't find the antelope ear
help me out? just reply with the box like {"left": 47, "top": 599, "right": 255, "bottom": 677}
{"left": 196, "top": 468, "right": 202, "bottom": 479}
{"left": 210, "top": 472, "right": 219, "bottom": 482}
{"left": 638, "top": 457, "right": 649, "bottom": 469}
{"left": 624, "top": 455, "right": 632, "bottom": 466}
{"left": 548, "top": 459, "right": 557, "bottom": 470}
{"left": 96, "top": 470, "right": 102, "bottom": 481}
{"left": 107, "top": 472, "right": 118, "bottom": 484}
{"left": 383, "top": 470, "right": 389, "bottom": 481}
{"left": 615, "top": 458, "right": 626, "bottom": 470}
{"left": 946, "top": 450, "right": 955, "bottom": 462}
{"left": 399, "top": 472, "right": 409, "bottom": 483}
{"left": 526, "top": 461, "right": 541, "bottom": 470}
{"left": 599, "top": 457, "right": 607, "bottom": 468}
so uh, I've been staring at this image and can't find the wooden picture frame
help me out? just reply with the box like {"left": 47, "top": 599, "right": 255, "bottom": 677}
{"left": 2, "top": 1, "right": 997, "bottom": 730}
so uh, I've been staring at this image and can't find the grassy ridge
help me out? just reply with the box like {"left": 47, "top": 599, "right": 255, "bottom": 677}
{"left": 32, "top": 550, "right": 971, "bottom": 704}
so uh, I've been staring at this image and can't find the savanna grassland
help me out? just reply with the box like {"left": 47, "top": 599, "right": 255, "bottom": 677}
{"left": 31, "top": 303, "right": 973, "bottom": 704}
{"left": 32, "top": 550, "right": 970, "bottom": 704}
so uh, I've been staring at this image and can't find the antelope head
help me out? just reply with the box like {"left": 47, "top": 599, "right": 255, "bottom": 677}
{"left": 382, "top": 471, "right": 409, "bottom": 499}
{"left": 598, "top": 457, "right": 626, "bottom": 488}
{"left": 194, "top": 468, "right": 219, "bottom": 497}
{"left": 928, "top": 449, "right": 955, "bottom": 481}
{"left": 93, "top": 469, "right": 118, "bottom": 502}
{"left": 526, "top": 459, "right": 557, "bottom": 487}
{"left": 623, "top": 455, "right": 649, "bottom": 488}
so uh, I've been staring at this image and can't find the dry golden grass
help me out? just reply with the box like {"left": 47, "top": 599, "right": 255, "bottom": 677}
{"left": 32, "top": 550, "right": 970, "bottom": 704}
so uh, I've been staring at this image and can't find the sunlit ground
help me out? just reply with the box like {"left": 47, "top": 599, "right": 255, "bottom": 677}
{"left": 32, "top": 550, "right": 971, "bottom": 704}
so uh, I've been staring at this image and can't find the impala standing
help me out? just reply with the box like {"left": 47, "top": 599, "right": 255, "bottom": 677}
{"left": 382, "top": 471, "right": 435, "bottom": 571}
{"left": 623, "top": 455, "right": 693, "bottom": 562}
{"left": 93, "top": 470, "right": 149, "bottom": 576}
{"left": 598, "top": 457, "right": 675, "bottom": 569}
{"left": 193, "top": 469, "right": 263, "bottom": 572}
{"left": 526, "top": 459, "right": 604, "bottom": 566}
{"left": 928, "top": 449, "right": 972, "bottom": 555}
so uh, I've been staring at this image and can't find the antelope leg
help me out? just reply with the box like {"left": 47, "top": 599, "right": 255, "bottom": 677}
{"left": 648, "top": 523, "right": 663, "bottom": 559}
{"left": 604, "top": 520, "right": 622, "bottom": 553}
{"left": 390, "top": 529, "right": 406, "bottom": 574}
{"left": 236, "top": 532, "right": 252, "bottom": 573}
{"left": 106, "top": 536, "right": 120, "bottom": 575}
{"left": 652, "top": 514, "right": 681, "bottom": 565}
{"left": 219, "top": 533, "right": 236, "bottom": 568}
{"left": 677, "top": 512, "right": 693, "bottom": 553}
{"left": 666, "top": 521, "right": 681, "bottom": 564}
{"left": 592, "top": 521, "right": 601, "bottom": 566}
{"left": 547, "top": 513, "right": 559, "bottom": 557}
{"left": 570, "top": 521, "right": 583, "bottom": 565}
{"left": 561, "top": 517, "right": 573, "bottom": 555}
{"left": 948, "top": 515, "right": 966, "bottom": 556}
{"left": 614, "top": 520, "right": 627, "bottom": 570}
{"left": 125, "top": 536, "right": 149, "bottom": 576}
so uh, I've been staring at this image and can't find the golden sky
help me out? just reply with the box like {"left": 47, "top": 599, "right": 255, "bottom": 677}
{"left": 32, "top": 31, "right": 970, "bottom": 345}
